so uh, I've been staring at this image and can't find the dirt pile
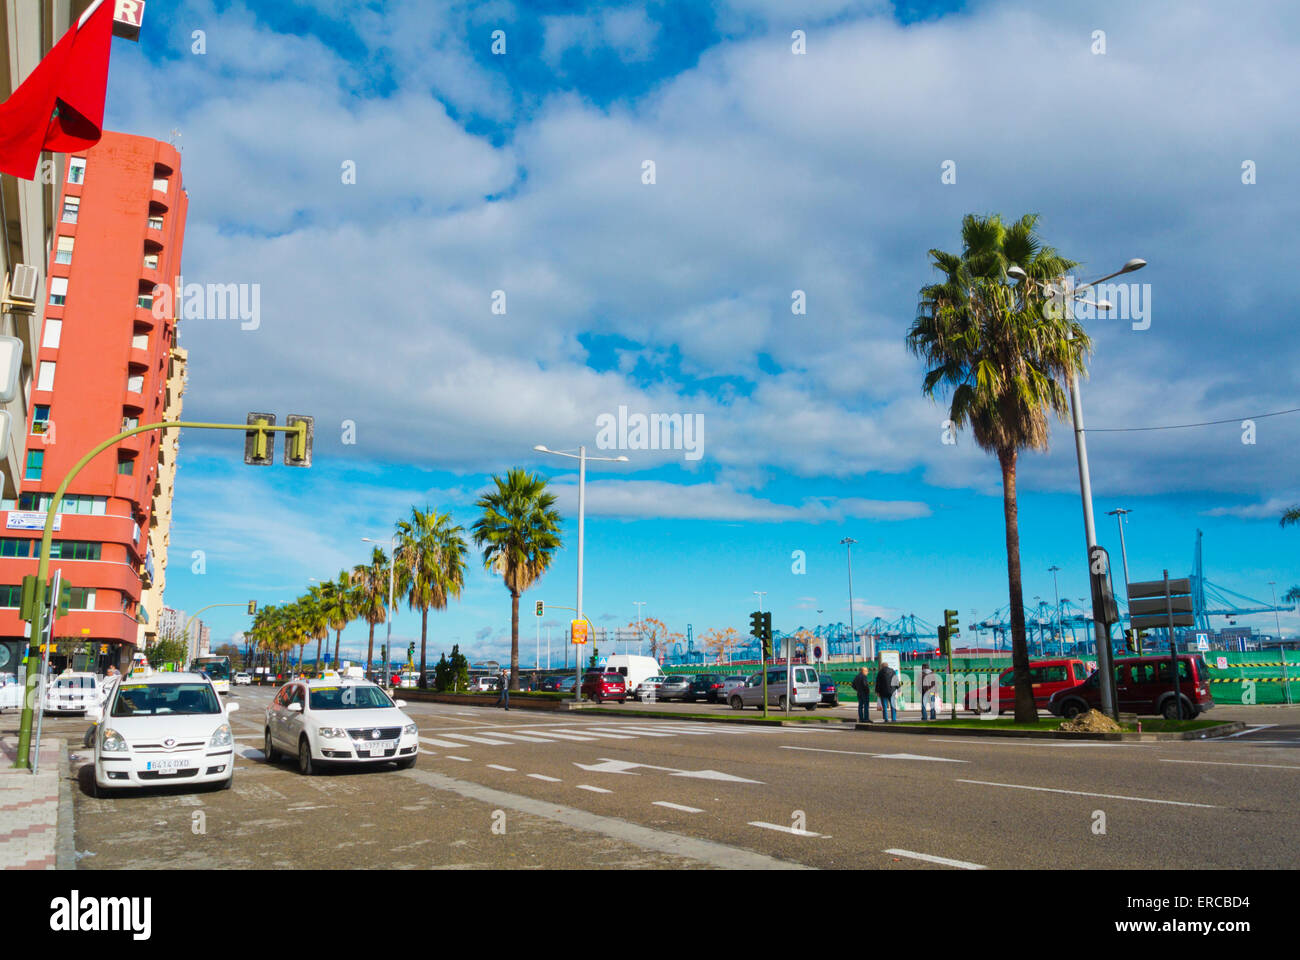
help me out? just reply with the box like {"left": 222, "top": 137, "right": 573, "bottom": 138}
{"left": 1058, "top": 709, "right": 1123, "bottom": 733}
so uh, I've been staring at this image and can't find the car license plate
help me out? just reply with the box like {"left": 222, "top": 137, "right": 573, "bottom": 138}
{"left": 359, "top": 740, "right": 394, "bottom": 755}
{"left": 146, "top": 759, "right": 190, "bottom": 773}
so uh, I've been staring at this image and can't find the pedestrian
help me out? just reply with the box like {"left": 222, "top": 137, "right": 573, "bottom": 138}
{"left": 494, "top": 669, "right": 510, "bottom": 710}
{"left": 920, "top": 664, "right": 938, "bottom": 721}
{"left": 850, "top": 667, "right": 873, "bottom": 723}
{"left": 875, "top": 657, "right": 898, "bottom": 722}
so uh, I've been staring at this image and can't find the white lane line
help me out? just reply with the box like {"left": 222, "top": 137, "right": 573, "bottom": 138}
{"left": 441, "top": 733, "right": 515, "bottom": 746}
{"left": 418, "top": 749, "right": 439, "bottom": 757}
{"left": 421, "top": 736, "right": 473, "bottom": 748}
{"left": 1160, "top": 758, "right": 1300, "bottom": 771}
{"left": 576, "top": 784, "right": 612, "bottom": 794}
{"left": 749, "top": 821, "right": 825, "bottom": 838}
{"left": 583, "top": 726, "right": 676, "bottom": 738}
{"left": 550, "top": 729, "right": 638, "bottom": 740}
{"left": 927, "top": 738, "right": 1147, "bottom": 748}
{"left": 446, "top": 756, "right": 473, "bottom": 762}
{"left": 525, "top": 730, "right": 599, "bottom": 742}
{"left": 488, "top": 731, "right": 559, "bottom": 743}
{"left": 955, "top": 779, "right": 1218, "bottom": 808}
{"left": 780, "top": 745, "right": 966, "bottom": 763}
{"left": 528, "top": 773, "right": 562, "bottom": 782}
{"left": 486, "top": 764, "right": 516, "bottom": 772}
{"left": 885, "top": 848, "right": 986, "bottom": 870}
{"left": 653, "top": 801, "right": 704, "bottom": 813}
{"left": 1218, "top": 725, "right": 1277, "bottom": 739}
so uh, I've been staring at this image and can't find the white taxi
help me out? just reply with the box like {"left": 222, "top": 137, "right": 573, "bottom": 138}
{"left": 43, "top": 671, "right": 104, "bottom": 714}
{"left": 264, "top": 678, "right": 419, "bottom": 775}
{"left": 88, "top": 672, "right": 239, "bottom": 796}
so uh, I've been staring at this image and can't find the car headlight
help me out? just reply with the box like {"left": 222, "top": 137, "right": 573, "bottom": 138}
{"left": 101, "top": 727, "right": 127, "bottom": 753}
{"left": 208, "top": 723, "right": 233, "bottom": 748}
{"left": 317, "top": 727, "right": 347, "bottom": 738}
{"left": 403, "top": 723, "right": 418, "bottom": 737}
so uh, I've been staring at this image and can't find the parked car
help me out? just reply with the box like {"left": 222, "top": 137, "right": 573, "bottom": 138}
{"left": 88, "top": 672, "right": 239, "bottom": 796}
{"left": 729, "top": 666, "right": 820, "bottom": 711}
{"left": 264, "top": 678, "right": 419, "bottom": 774}
{"left": 685, "top": 673, "right": 726, "bottom": 703}
{"left": 632, "top": 676, "right": 666, "bottom": 701}
{"left": 603, "top": 655, "right": 664, "bottom": 697}
{"left": 233, "top": 672, "right": 252, "bottom": 686}
{"left": 719, "top": 675, "right": 749, "bottom": 699}
{"left": 965, "top": 657, "right": 1091, "bottom": 714}
{"left": 471, "top": 676, "right": 501, "bottom": 692}
{"left": 819, "top": 674, "right": 839, "bottom": 706}
{"left": 43, "top": 672, "right": 104, "bottom": 715}
{"left": 581, "top": 672, "right": 627, "bottom": 704}
{"left": 656, "top": 675, "right": 692, "bottom": 701}
{"left": 1047, "top": 654, "right": 1214, "bottom": 720}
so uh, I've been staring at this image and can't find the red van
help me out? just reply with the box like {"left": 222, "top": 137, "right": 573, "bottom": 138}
{"left": 965, "top": 658, "right": 1091, "bottom": 714}
{"left": 1046, "top": 654, "right": 1214, "bottom": 720}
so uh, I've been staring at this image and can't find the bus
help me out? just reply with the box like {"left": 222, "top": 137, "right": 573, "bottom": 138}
{"left": 190, "top": 655, "right": 232, "bottom": 695}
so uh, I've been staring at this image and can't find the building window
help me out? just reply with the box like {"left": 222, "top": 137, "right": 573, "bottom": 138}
{"left": 131, "top": 333, "right": 148, "bottom": 350}
{"left": 14, "top": 493, "right": 106, "bottom": 515}
{"left": 68, "top": 157, "right": 86, "bottom": 184}
{"left": 55, "top": 236, "right": 74, "bottom": 264}
{"left": 126, "top": 374, "right": 144, "bottom": 393}
{"left": 32, "top": 405, "right": 51, "bottom": 434}
{"left": 152, "top": 178, "right": 168, "bottom": 192}
{"left": 37, "top": 361, "right": 55, "bottom": 391}
{"left": 25, "top": 450, "right": 43, "bottom": 481}
{"left": 117, "top": 458, "right": 134, "bottom": 476}
{"left": 122, "top": 416, "right": 140, "bottom": 430}
{"left": 41, "top": 319, "right": 62, "bottom": 349}
{"left": 69, "top": 587, "right": 96, "bottom": 611}
{"left": 62, "top": 196, "right": 80, "bottom": 223}
{"left": 0, "top": 585, "right": 22, "bottom": 608}
{"left": 143, "top": 253, "right": 159, "bottom": 270}
{"left": 49, "top": 541, "right": 102, "bottom": 561}
{"left": 48, "top": 277, "right": 68, "bottom": 306}
{"left": 136, "top": 293, "right": 153, "bottom": 310}
{"left": 148, "top": 215, "right": 163, "bottom": 230}
{"left": 0, "top": 539, "right": 33, "bottom": 558}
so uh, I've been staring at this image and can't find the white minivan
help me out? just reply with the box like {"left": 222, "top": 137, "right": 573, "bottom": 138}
{"left": 730, "top": 666, "right": 820, "bottom": 711}
{"left": 603, "top": 655, "right": 664, "bottom": 698}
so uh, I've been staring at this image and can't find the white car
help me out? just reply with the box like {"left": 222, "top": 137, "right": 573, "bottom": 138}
{"left": 233, "top": 672, "right": 252, "bottom": 685}
{"left": 632, "top": 676, "right": 666, "bottom": 701}
{"left": 88, "top": 672, "right": 239, "bottom": 796}
{"left": 44, "top": 672, "right": 104, "bottom": 714}
{"left": 263, "top": 678, "right": 419, "bottom": 775}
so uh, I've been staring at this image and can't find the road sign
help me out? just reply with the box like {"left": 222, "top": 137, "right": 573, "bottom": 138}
{"left": 571, "top": 619, "right": 588, "bottom": 645}
{"left": 1088, "top": 547, "right": 1120, "bottom": 624}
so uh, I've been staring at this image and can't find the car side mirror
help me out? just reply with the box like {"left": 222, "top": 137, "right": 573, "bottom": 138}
{"left": 287, "top": 702, "right": 303, "bottom": 713}
{"left": 394, "top": 700, "right": 407, "bottom": 708}
{"left": 226, "top": 702, "right": 240, "bottom": 713}
{"left": 86, "top": 706, "right": 102, "bottom": 722}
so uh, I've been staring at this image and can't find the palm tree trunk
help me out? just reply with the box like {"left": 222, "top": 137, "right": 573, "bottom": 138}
{"left": 366, "top": 622, "right": 375, "bottom": 678}
{"left": 314, "top": 635, "right": 322, "bottom": 676}
{"left": 999, "top": 447, "right": 1037, "bottom": 723}
{"left": 419, "top": 608, "right": 429, "bottom": 689}
{"left": 333, "top": 629, "right": 341, "bottom": 671}
{"left": 509, "top": 591, "right": 520, "bottom": 691}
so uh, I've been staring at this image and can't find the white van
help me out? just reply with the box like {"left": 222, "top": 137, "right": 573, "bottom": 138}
{"left": 603, "top": 655, "right": 664, "bottom": 697}
{"left": 730, "top": 666, "right": 820, "bottom": 711}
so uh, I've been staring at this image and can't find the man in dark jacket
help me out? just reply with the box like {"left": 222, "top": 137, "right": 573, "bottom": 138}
{"left": 494, "top": 669, "right": 510, "bottom": 710}
{"left": 875, "top": 658, "right": 898, "bottom": 722}
{"left": 850, "top": 667, "right": 872, "bottom": 723}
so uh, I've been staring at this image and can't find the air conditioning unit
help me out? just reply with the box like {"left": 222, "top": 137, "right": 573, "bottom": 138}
{"left": 2, "top": 264, "right": 40, "bottom": 312}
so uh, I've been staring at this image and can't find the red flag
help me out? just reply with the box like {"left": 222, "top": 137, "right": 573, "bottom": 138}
{"left": 0, "top": 0, "right": 114, "bottom": 180}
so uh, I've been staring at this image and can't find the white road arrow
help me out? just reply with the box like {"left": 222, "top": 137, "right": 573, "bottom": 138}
{"left": 574, "top": 758, "right": 763, "bottom": 783}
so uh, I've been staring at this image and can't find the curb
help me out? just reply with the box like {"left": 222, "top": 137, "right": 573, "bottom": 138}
{"left": 850, "top": 720, "right": 1247, "bottom": 741}
{"left": 585, "top": 707, "right": 858, "bottom": 727}
{"left": 55, "top": 742, "right": 75, "bottom": 871}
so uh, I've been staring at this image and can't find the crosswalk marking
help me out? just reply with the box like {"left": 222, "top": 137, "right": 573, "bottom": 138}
{"left": 549, "top": 729, "right": 637, "bottom": 740}
{"left": 523, "top": 730, "right": 599, "bottom": 741}
{"left": 653, "top": 801, "right": 704, "bottom": 813}
{"left": 488, "top": 731, "right": 560, "bottom": 743}
{"left": 576, "top": 784, "right": 612, "bottom": 794}
{"left": 421, "top": 736, "right": 473, "bottom": 748}
{"left": 440, "top": 733, "right": 515, "bottom": 746}
{"left": 528, "top": 773, "right": 561, "bottom": 782}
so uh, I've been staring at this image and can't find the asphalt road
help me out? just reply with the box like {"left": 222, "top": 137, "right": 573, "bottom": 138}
{"left": 10, "top": 689, "right": 1300, "bottom": 869}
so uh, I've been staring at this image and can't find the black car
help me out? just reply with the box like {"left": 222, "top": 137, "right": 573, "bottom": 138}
{"left": 539, "top": 676, "right": 565, "bottom": 692}
{"left": 685, "top": 673, "right": 726, "bottom": 703}
{"left": 819, "top": 674, "right": 838, "bottom": 706}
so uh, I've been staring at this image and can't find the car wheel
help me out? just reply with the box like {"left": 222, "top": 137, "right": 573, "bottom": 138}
{"left": 264, "top": 728, "right": 279, "bottom": 763}
{"left": 1162, "top": 698, "right": 1186, "bottom": 721}
{"left": 297, "top": 738, "right": 316, "bottom": 776}
{"left": 804, "top": 704, "right": 816, "bottom": 711}
{"left": 778, "top": 695, "right": 788, "bottom": 711}
{"left": 730, "top": 696, "right": 743, "bottom": 711}
{"left": 1061, "top": 700, "right": 1085, "bottom": 720}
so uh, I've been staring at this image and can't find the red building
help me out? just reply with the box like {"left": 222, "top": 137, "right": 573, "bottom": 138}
{"left": 0, "top": 131, "right": 187, "bottom": 673}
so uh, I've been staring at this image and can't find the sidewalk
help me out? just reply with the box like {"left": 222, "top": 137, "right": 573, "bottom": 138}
{"left": 0, "top": 737, "right": 63, "bottom": 870}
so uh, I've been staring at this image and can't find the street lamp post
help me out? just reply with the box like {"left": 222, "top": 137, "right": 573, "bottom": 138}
{"left": 634, "top": 600, "right": 646, "bottom": 656}
{"left": 1107, "top": 508, "right": 1133, "bottom": 649}
{"left": 840, "top": 537, "right": 858, "bottom": 661}
{"left": 1048, "top": 566, "right": 1062, "bottom": 657}
{"left": 1008, "top": 257, "right": 1146, "bottom": 720}
{"left": 362, "top": 534, "right": 398, "bottom": 687}
{"left": 534, "top": 444, "right": 628, "bottom": 700}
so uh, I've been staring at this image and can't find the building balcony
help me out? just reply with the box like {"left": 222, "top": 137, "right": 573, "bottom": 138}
{"left": 150, "top": 188, "right": 169, "bottom": 210}
{"left": 134, "top": 306, "right": 157, "bottom": 330}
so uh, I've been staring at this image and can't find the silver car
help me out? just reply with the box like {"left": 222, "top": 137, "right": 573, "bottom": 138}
{"left": 719, "top": 675, "right": 749, "bottom": 699}
{"left": 656, "top": 675, "right": 693, "bottom": 701}
{"left": 728, "top": 667, "right": 820, "bottom": 711}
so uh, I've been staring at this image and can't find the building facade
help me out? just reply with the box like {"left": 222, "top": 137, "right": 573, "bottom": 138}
{"left": 0, "top": 131, "right": 188, "bottom": 674}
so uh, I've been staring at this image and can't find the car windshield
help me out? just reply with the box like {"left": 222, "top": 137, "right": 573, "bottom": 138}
{"left": 309, "top": 685, "right": 394, "bottom": 710}
{"left": 111, "top": 682, "right": 220, "bottom": 717}
{"left": 55, "top": 676, "right": 94, "bottom": 689}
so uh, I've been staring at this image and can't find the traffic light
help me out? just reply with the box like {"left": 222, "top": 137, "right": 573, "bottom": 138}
{"left": 244, "top": 412, "right": 276, "bottom": 465}
{"left": 248, "top": 600, "right": 257, "bottom": 615}
{"left": 535, "top": 600, "right": 544, "bottom": 617}
{"left": 943, "top": 609, "right": 959, "bottom": 645}
{"left": 749, "top": 610, "right": 763, "bottom": 639}
{"left": 19, "top": 574, "right": 39, "bottom": 622}
{"left": 760, "top": 613, "right": 773, "bottom": 660}
{"left": 284, "top": 414, "right": 314, "bottom": 467}
{"left": 56, "top": 580, "right": 73, "bottom": 617}
{"left": 1126, "top": 628, "right": 1145, "bottom": 655}
{"left": 937, "top": 625, "right": 949, "bottom": 656}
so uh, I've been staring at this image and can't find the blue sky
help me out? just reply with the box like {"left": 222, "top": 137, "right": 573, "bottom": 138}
{"left": 93, "top": 0, "right": 1300, "bottom": 665}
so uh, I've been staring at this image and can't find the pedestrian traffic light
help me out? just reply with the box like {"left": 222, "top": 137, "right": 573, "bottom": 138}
{"left": 244, "top": 412, "right": 276, "bottom": 466}
{"left": 535, "top": 600, "right": 544, "bottom": 617}
{"left": 943, "top": 609, "right": 960, "bottom": 641}
{"left": 284, "top": 414, "right": 314, "bottom": 467}
{"left": 749, "top": 610, "right": 763, "bottom": 639}
{"left": 937, "top": 625, "right": 949, "bottom": 656}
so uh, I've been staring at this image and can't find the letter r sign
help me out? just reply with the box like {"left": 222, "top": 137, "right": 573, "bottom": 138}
{"left": 112, "top": 0, "right": 146, "bottom": 41}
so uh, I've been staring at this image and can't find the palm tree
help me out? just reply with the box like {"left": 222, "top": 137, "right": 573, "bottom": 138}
{"left": 908, "top": 212, "right": 1088, "bottom": 723}
{"left": 302, "top": 585, "right": 330, "bottom": 676}
{"left": 396, "top": 506, "right": 469, "bottom": 688}
{"left": 472, "top": 469, "right": 564, "bottom": 691}
{"left": 1281, "top": 507, "right": 1300, "bottom": 527}
{"left": 351, "top": 547, "right": 390, "bottom": 678}
{"left": 320, "top": 571, "right": 354, "bottom": 670}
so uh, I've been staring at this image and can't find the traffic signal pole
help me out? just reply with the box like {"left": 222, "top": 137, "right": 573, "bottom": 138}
{"left": 13, "top": 419, "right": 308, "bottom": 769}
